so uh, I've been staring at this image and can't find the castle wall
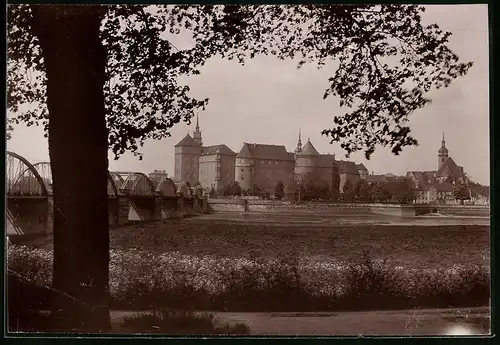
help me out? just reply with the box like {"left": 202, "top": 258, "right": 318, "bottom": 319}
{"left": 199, "top": 155, "right": 217, "bottom": 189}
{"left": 252, "top": 159, "right": 294, "bottom": 192}
{"left": 317, "top": 167, "right": 336, "bottom": 189}
{"left": 220, "top": 155, "right": 236, "bottom": 189}
{"left": 340, "top": 172, "right": 360, "bottom": 192}
{"left": 200, "top": 154, "right": 236, "bottom": 191}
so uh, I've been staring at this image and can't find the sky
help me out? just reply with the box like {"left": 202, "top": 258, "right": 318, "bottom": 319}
{"left": 7, "top": 4, "right": 490, "bottom": 185}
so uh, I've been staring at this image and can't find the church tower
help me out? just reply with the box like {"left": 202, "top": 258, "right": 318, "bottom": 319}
{"left": 294, "top": 129, "right": 302, "bottom": 154}
{"left": 193, "top": 113, "right": 203, "bottom": 146}
{"left": 438, "top": 132, "right": 449, "bottom": 170}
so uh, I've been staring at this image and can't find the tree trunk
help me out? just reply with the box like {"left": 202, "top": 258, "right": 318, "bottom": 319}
{"left": 30, "top": 5, "right": 110, "bottom": 332}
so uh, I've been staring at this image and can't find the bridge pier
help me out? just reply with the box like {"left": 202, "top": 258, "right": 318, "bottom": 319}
{"left": 6, "top": 197, "right": 50, "bottom": 236}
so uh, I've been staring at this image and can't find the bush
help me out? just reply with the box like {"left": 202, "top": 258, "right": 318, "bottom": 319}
{"left": 7, "top": 246, "right": 490, "bottom": 313}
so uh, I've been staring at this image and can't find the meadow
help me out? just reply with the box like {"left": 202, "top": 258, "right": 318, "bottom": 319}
{"left": 25, "top": 214, "right": 490, "bottom": 268}
{"left": 8, "top": 213, "right": 490, "bottom": 313}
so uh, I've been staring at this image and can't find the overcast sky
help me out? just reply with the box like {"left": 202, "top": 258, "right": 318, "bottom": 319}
{"left": 7, "top": 4, "right": 490, "bottom": 185}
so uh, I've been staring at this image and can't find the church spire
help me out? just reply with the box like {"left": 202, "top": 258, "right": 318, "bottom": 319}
{"left": 438, "top": 132, "right": 449, "bottom": 170}
{"left": 295, "top": 129, "right": 302, "bottom": 153}
{"left": 192, "top": 112, "right": 202, "bottom": 146}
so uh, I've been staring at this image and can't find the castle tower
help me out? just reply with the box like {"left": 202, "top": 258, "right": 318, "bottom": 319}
{"left": 295, "top": 129, "right": 302, "bottom": 154}
{"left": 438, "top": 132, "right": 449, "bottom": 170}
{"left": 294, "top": 138, "right": 318, "bottom": 182}
{"left": 235, "top": 143, "right": 255, "bottom": 191}
{"left": 174, "top": 133, "right": 202, "bottom": 185}
{"left": 193, "top": 113, "right": 203, "bottom": 146}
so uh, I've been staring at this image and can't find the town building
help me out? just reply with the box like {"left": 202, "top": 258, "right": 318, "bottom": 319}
{"left": 356, "top": 163, "right": 369, "bottom": 179}
{"left": 148, "top": 170, "right": 168, "bottom": 184}
{"left": 406, "top": 133, "right": 467, "bottom": 204}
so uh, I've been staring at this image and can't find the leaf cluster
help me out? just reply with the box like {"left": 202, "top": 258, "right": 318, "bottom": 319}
{"left": 7, "top": 4, "right": 472, "bottom": 159}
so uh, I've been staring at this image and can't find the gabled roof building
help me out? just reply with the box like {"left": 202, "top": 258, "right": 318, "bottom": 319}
{"left": 406, "top": 133, "right": 468, "bottom": 204}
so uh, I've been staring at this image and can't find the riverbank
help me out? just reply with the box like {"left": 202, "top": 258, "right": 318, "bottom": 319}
{"left": 109, "top": 306, "right": 489, "bottom": 335}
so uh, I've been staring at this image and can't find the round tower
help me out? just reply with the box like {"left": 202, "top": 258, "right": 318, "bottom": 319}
{"left": 235, "top": 143, "right": 255, "bottom": 192}
{"left": 438, "top": 132, "right": 449, "bottom": 170}
{"left": 294, "top": 138, "right": 318, "bottom": 182}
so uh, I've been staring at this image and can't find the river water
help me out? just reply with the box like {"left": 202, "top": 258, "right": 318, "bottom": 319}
{"left": 195, "top": 211, "right": 490, "bottom": 227}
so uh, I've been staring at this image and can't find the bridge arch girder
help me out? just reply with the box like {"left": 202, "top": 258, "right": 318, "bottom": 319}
{"left": 32, "top": 162, "right": 52, "bottom": 193}
{"left": 115, "top": 171, "right": 156, "bottom": 198}
{"left": 107, "top": 172, "right": 122, "bottom": 197}
{"left": 155, "top": 177, "right": 177, "bottom": 198}
{"left": 7, "top": 151, "right": 49, "bottom": 197}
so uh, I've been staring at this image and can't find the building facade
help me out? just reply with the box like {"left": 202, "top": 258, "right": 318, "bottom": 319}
{"left": 406, "top": 133, "right": 468, "bottom": 204}
{"left": 174, "top": 121, "right": 365, "bottom": 195}
{"left": 199, "top": 145, "right": 236, "bottom": 191}
{"left": 235, "top": 142, "right": 296, "bottom": 192}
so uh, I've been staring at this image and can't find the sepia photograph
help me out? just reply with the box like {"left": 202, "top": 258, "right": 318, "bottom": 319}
{"left": 6, "top": 3, "right": 491, "bottom": 337}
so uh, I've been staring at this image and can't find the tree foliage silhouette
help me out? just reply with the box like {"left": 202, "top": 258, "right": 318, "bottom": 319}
{"left": 453, "top": 180, "right": 471, "bottom": 204}
{"left": 274, "top": 180, "right": 285, "bottom": 200}
{"left": 7, "top": 4, "right": 472, "bottom": 331}
{"left": 9, "top": 5, "right": 472, "bottom": 159}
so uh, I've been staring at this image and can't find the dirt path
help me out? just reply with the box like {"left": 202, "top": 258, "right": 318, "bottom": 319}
{"left": 110, "top": 307, "right": 490, "bottom": 336}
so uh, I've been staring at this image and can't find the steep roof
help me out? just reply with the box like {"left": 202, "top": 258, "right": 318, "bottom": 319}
{"left": 337, "top": 160, "right": 359, "bottom": 175}
{"left": 236, "top": 143, "right": 254, "bottom": 158}
{"left": 299, "top": 140, "right": 319, "bottom": 156}
{"left": 407, "top": 171, "right": 437, "bottom": 191}
{"left": 356, "top": 163, "right": 368, "bottom": 171}
{"left": 174, "top": 134, "right": 200, "bottom": 147}
{"left": 201, "top": 144, "right": 236, "bottom": 156}
{"left": 236, "top": 143, "right": 294, "bottom": 161}
{"left": 436, "top": 157, "right": 464, "bottom": 179}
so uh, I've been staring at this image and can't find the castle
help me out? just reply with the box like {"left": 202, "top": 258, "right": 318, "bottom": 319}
{"left": 173, "top": 116, "right": 368, "bottom": 194}
{"left": 173, "top": 117, "right": 473, "bottom": 203}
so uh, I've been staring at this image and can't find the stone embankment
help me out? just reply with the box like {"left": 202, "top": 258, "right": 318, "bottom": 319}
{"left": 207, "top": 199, "right": 490, "bottom": 217}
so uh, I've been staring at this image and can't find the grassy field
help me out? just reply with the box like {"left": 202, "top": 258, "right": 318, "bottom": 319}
{"left": 25, "top": 214, "right": 490, "bottom": 269}
{"left": 10, "top": 213, "right": 490, "bottom": 312}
